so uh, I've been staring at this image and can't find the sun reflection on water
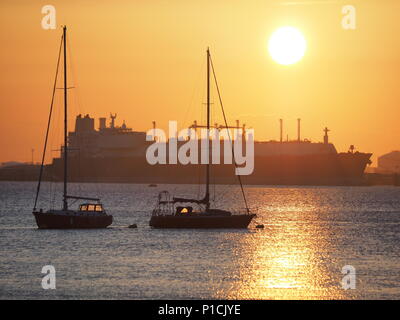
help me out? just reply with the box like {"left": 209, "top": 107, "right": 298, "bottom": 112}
{"left": 217, "top": 201, "right": 350, "bottom": 299}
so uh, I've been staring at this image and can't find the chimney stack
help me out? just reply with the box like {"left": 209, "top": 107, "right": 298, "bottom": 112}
{"left": 297, "top": 118, "right": 301, "bottom": 142}
{"left": 279, "top": 119, "right": 283, "bottom": 143}
{"left": 99, "top": 117, "right": 106, "bottom": 130}
{"left": 152, "top": 121, "right": 156, "bottom": 141}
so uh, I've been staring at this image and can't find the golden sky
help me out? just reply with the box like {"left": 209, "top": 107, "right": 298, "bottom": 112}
{"left": 1, "top": 0, "right": 399, "bottom": 164}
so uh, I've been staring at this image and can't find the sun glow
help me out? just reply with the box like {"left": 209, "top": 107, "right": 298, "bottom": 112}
{"left": 268, "top": 26, "right": 307, "bottom": 65}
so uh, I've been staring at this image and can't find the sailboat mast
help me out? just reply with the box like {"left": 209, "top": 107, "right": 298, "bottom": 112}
{"left": 205, "top": 48, "right": 210, "bottom": 210}
{"left": 63, "top": 26, "right": 68, "bottom": 211}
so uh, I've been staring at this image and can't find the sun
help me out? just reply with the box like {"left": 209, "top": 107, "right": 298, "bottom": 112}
{"left": 268, "top": 26, "right": 307, "bottom": 65}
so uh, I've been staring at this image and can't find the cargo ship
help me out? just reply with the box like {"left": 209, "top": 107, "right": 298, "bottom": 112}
{"left": 49, "top": 113, "right": 372, "bottom": 186}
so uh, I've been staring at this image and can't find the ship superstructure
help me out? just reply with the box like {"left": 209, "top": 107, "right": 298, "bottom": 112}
{"left": 68, "top": 113, "right": 147, "bottom": 159}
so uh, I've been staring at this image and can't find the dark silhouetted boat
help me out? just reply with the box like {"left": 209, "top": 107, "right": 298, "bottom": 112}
{"left": 32, "top": 26, "right": 112, "bottom": 229}
{"left": 149, "top": 49, "right": 255, "bottom": 229}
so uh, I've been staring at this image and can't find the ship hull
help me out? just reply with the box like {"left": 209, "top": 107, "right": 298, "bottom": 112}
{"left": 33, "top": 212, "right": 113, "bottom": 229}
{"left": 52, "top": 152, "right": 372, "bottom": 186}
{"left": 149, "top": 214, "right": 255, "bottom": 229}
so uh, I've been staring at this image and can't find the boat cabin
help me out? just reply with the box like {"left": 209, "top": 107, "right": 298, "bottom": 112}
{"left": 79, "top": 203, "right": 104, "bottom": 213}
{"left": 175, "top": 206, "right": 193, "bottom": 215}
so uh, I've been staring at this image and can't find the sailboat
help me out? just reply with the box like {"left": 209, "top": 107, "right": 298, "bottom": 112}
{"left": 32, "top": 26, "right": 113, "bottom": 229}
{"left": 149, "top": 49, "right": 256, "bottom": 229}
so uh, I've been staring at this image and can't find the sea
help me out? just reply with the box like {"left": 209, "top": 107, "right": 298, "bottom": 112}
{"left": 0, "top": 181, "right": 399, "bottom": 299}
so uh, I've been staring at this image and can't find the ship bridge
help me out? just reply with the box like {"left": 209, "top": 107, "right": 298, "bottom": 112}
{"left": 68, "top": 114, "right": 148, "bottom": 158}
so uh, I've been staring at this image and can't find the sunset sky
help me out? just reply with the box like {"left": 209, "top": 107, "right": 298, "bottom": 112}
{"left": 1, "top": 0, "right": 399, "bottom": 164}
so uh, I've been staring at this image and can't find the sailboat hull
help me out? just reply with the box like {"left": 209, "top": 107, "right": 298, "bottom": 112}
{"left": 149, "top": 214, "right": 255, "bottom": 229}
{"left": 33, "top": 212, "right": 113, "bottom": 229}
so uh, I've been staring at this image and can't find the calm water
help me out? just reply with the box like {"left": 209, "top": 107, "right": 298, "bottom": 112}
{"left": 0, "top": 181, "right": 399, "bottom": 299}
